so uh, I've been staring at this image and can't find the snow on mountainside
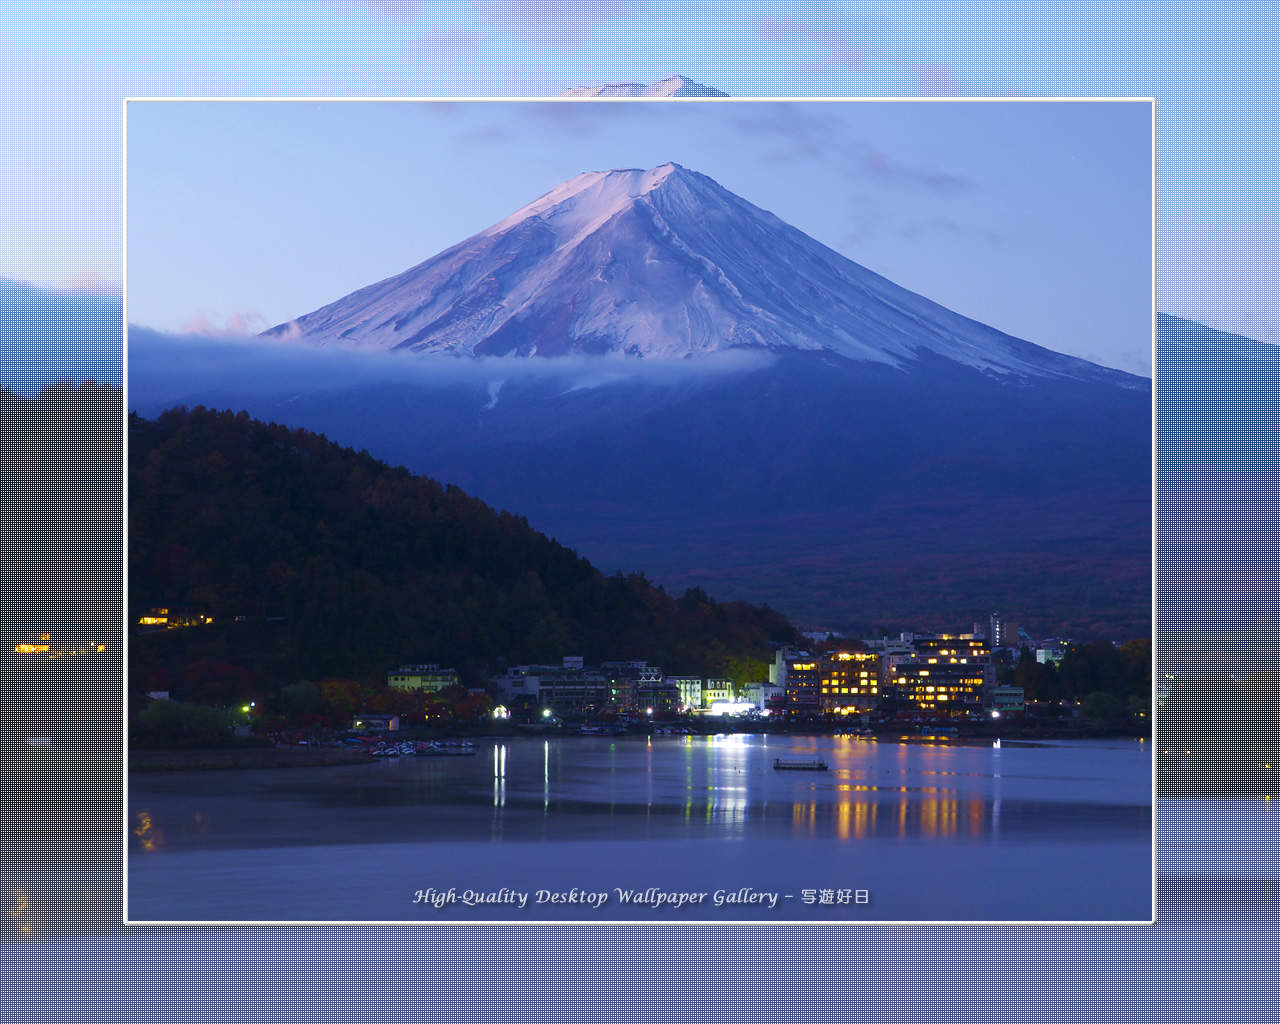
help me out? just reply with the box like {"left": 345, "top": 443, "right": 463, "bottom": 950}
{"left": 558, "top": 75, "right": 728, "bottom": 98}
{"left": 262, "top": 162, "right": 1142, "bottom": 386}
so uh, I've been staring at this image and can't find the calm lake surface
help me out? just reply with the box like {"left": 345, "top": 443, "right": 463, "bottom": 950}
{"left": 127, "top": 732, "right": 1152, "bottom": 923}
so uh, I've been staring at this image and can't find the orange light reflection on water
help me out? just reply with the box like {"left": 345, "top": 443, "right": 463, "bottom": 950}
{"left": 7, "top": 887, "right": 44, "bottom": 939}
{"left": 134, "top": 810, "right": 163, "bottom": 851}
{"left": 834, "top": 799, "right": 876, "bottom": 840}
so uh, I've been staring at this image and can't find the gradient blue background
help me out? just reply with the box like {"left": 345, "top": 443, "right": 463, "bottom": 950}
{"left": 2, "top": 2, "right": 1275, "bottom": 1019}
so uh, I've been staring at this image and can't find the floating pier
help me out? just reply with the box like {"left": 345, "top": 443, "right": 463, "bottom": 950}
{"left": 773, "top": 757, "right": 828, "bottom": 771}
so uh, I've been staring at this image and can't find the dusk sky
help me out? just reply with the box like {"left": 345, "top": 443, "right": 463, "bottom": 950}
{"left": 125, "top": 99, "right": 1153, "bottom": 375}
{"left": 4, "top": 2, "right": 1274, "bottom": 374}
{"left": 1, "top": 0, "right": 1276, "bottom": 1013}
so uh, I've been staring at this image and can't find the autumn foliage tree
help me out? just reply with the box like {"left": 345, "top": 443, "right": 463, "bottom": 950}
{"left": 128, "top": 406, "right": 798, "bottom": 715}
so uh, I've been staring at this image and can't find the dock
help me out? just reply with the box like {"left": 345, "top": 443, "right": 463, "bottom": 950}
{"left": 773, "top": 757, "right": 828, "bottom": 771}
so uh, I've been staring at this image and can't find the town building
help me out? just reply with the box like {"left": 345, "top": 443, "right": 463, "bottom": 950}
{"left": 759, "top": 681, "right": 786, "bottom": 712}
{"left": 603, "top": 661, "right": 664, "bottom": 708}
{"left": 135, "top": 605, "right": 214, "bottom": 632}
{"left": 668, "top": 676, "right": 702, "bottom": 711}
{"left": 352, "top": 713, "right": 400, "bottom": 731}
{"left": 987, "top": 685, "right": 1026, "bottom": 714}
{"left": 775, "top": 651, "right": 822, "bottom": 714}
{"left": 988, "top": 613, "right": 1022, "bottom": 651}
{"left": 491, "top": 659, "right": 611, "bottom": 715}
{"left": 387, "top": 664, "right": 460, "bottom": 692}
{"left": 631, "top": 675, "right": 681, "bottom": 714}
{"left": 703, "top": 678, "right": 734, "bottom": 707}
{"left": 883, "top": 632, "right": 991, "bottom": 718}
{"left": 820, "top": 651, "right": 880, "bottom": 713}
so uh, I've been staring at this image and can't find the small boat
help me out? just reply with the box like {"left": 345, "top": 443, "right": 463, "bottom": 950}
{"left": 773, "top": 758, "right": 828, "bottom": 771}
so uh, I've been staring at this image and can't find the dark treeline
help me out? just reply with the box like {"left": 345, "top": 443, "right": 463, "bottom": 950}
{"left": 999, "top": 639, "right": 1151, "bottom": 728}
{"left": 128, "top": 406, "right": 797, "bottom": 705}
{"left": 1, "top": 381, "right": 122, "bottom": 643}
{"left": 1160, "top": 670, "right": 1280, "bottom": 794}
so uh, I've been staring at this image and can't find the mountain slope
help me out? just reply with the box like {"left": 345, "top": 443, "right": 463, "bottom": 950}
{"left": 127, "top": 406, "right": 797, "bottom": 689}
{"left": 262, "top": 163, "right": 1140, "bottom": 388}
{"left": 133, "top": 343, "right": 1150, "bottom": 640}
{"left": 1158, "top": 313, "right": 1280, "bottom": 675}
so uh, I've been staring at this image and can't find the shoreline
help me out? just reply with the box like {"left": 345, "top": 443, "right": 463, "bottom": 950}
{"left": 128, "top": 746, "right": 377, "bottom": 771}
{"left": 126, "top": 729, "right": 1144, "bottom": 773}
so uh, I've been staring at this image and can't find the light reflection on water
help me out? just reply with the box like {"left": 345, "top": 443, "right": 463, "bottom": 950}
{"left": 132, "top": 811, "right": 161, "bottom": 852}
{"left": 127, "top": 733, "right": 1149, "bottom": 855}
{"left": 118, "top": 734, "right": 1154, "bottom": 922}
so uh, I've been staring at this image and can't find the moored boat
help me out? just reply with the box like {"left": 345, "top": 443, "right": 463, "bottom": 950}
{"left": 773, "top": 757, "right": 828, "bottom": 771}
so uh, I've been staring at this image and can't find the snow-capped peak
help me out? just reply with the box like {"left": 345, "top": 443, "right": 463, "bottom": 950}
{"left": 483, "top": 163, "right": 684, "bottom": 242}
{"left": 559, "top": 76, "right": 729, "bottom": 98}
{"left": 261, "top": 164, "right": 1141, "bottom": 385}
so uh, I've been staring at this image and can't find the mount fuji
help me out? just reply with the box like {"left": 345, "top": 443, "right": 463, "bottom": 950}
{"left": 141, "top": 164, "right": 1151, "bottom": 638}
{"left": 558, "top": 76, "right": 729, "bottom": 98}
{"left": 262, "top": 162, "right": 1136, "bottom": 389}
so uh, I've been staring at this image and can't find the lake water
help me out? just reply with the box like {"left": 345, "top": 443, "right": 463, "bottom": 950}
{"left": 126, "top": 732, "right": 1153, "bottom": 923}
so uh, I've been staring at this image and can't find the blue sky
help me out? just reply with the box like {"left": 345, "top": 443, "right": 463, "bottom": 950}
{"left": 1, "top": 2, "right": 1275, "bottom": 374}
{"left": 125, "top": 99, "right": 1152, "bottom": 374}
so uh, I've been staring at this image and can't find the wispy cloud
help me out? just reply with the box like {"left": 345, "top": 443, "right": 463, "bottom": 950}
{"left": 128, "top": 325, "right": 775, "bottom": 415}
{"left": 63, "top": 263, "right": 122, "bottom": 296}
{"left": 178, "top": 310, "right": 268, "bottom": 337}
{"left": 421, "top": 98, "right": 667, "bottom": 147}
{"left": 726, "top": 103, "right": 988, "bottom": 251}
{"left": 732, "top": 104, "right": 976, "bottom": 197}
{"left": 748, "top": 1, "right": 883, "bottom": 67}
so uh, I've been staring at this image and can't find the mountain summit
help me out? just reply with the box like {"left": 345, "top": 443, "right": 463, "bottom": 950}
{"left": 262, "top": 164, "right": 1136, "bottom": 385}
{"left": 558, "top": 75, "right": 729, "bottom": 98}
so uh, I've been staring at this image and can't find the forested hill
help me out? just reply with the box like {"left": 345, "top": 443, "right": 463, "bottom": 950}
{"left": 128, "top": 406, "right": 797, "bottom": 692}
